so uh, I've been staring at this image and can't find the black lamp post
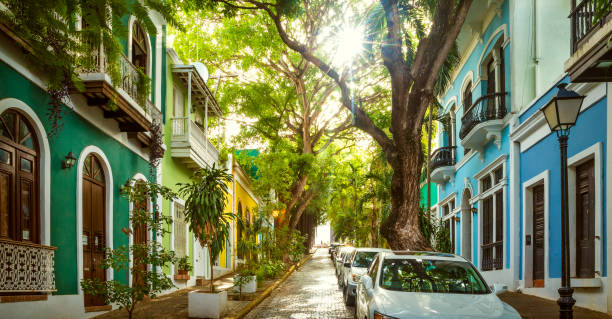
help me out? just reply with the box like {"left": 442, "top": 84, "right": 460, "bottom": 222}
{"left": 540, "top": 83, "right": 585, "bottom": 319}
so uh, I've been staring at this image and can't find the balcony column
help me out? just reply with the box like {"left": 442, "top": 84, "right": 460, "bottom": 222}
{"left": 187, "top": 71, "right": 192, "bottom": 138}
{"left": 492, "top": 48, "right": 502, "bottom": 115}
{"left": 205, "top": 97, "right": 209, "bottom": 154}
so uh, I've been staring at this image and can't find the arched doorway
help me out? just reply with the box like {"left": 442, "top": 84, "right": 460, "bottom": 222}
{"left": 0, "top": 109, "right": 39, "bottom": 243}
{"left": 82, "top": 153, "right": 106, "bottom": 307}
{"left": 236, "top": 202, "right": 243, "bottom": 259}
{"left": 132, "top": 180, "right": 148, "bottom": 287}
{"left": 461, "top": 189, "right": 472, "bottom": 262}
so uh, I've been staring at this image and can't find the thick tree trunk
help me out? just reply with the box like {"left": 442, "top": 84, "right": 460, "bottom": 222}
{"left": 381, "top": 134, "right": 432, "bottom": 251}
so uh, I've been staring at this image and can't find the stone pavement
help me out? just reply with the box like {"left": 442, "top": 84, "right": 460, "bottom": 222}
{"left": 245, "top": 249, "right": 353, "bottom": 319}
{"left": 499, "top": 291, "right": 611, "bottom": 319}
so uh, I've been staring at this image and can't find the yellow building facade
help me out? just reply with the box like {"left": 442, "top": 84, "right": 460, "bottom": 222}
{"left": 218, "top": 156, "right": 261, "bottom": 271}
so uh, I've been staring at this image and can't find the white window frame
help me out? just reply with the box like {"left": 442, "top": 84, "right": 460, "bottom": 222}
{"left": 522, "top": 170, "right": 550, "bottom": 288}
{"left": 567, "top": 142, "right": 603, "bottom": 278}
{"left": 474, "top": 155, "right": 507, "bottom": 271}
{"left": 127, "top": 173, "right": 152, "bottom": 287}
{"left": 439, "top": 194, "right": 458, "bottom": 254}
{"left": 170, "top": 198, "right": 188, "bottom": 278}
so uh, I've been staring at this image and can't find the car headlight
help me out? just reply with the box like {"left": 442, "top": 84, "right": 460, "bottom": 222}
{"left": 352, "top": 273, "right": 361, "bottom": 282}
{"left": 374, "top": 311, "right": 399, "bottom": 319}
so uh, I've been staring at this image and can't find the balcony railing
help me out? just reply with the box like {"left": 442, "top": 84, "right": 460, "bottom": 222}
{"left": 459, "top": 92, "right": 507, "bottom": 140}
{"left": 0, "top": 239, "right": 56, "bottom": 293}
{"left": 430, "top": 146, "right": 456, "bottom": 171}
{"left": 570, "top": 0, "right": 610, "bottom": 53}
{"left": 481, "top": 241, "right": 503, "bottom": 271}
{"left": 171, "top": 117, "right": 219, "bottom": 165}
{"left": 79, "top": 43, "right": 150, "bottom": 109}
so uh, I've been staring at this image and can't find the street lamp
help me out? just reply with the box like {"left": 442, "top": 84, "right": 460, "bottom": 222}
{"left": 540, "top": 82, "right": 585, "bottom": 319}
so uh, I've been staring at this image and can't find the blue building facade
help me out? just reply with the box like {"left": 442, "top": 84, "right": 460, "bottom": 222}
{"left": 431, "top": 0, "right": 513, "bottom": 285}
{"left": 431, "top": 0, "right": 612, "bottom": 313}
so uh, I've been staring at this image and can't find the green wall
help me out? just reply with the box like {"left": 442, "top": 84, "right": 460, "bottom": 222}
{"left": 419, "top": 182, "right": 437, "bottom": 211}
{"left": 0, "top": 60, "right": 150, "bottom": 295}
{"left": 161, "top": 52, "right": 194, "bottom": 275}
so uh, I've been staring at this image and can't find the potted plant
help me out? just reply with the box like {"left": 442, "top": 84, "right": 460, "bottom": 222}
{"left": 233, "top": 263, "right": 257, "bottom": 296}
{"left": 179, "top": 165, "right": 234, "bottom": 319}
{"left": 174, "top": 256, "right": 192, "bottom": 281}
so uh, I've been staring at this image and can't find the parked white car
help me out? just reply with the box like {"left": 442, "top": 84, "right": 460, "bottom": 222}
{"left": 342, "top": 248, "right": 391, "bottom": 306}
{"left": 336, "top": 246, "right": 354, "bottom": 281}
{"left": 355, "top": 251, "right": 521, "bottom": 319}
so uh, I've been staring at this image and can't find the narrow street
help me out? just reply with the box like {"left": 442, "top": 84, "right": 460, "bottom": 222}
{"left": 245, "top": 249, "right": 354, "bottom": 319}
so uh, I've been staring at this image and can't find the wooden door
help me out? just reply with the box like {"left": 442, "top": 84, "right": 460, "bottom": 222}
{"left": 132, "top": 190, "right": 148, "bottom": 287}
{"left": 576, "top": 160, "right": 595, "bottom": 278}
{"left": 532, "top": 184, "right": 545, "bottom": 287}
{"left": 82, "top": 154, "right": 106, "bottom": 307}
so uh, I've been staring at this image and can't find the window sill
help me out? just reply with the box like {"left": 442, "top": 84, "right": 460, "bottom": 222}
{"left": 570, "top": 277, "right": 602, "bottom": 288}
{"left": 0, "top": 294, "right": 48, "bottom": 303}
{"left": 85, "top": 305, "right": 112, "bottom": 313}
{"left": 174, "top": 274, "right": 190, "bottom": 281}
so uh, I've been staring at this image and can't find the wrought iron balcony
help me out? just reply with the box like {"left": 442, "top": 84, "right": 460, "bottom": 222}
{"left": 570, "top": 0, "right": 610, "bottom": 54}
{"left": 566, "top": 0, "right": 612, "bottom": 82}
{"left": 430, "top": 146, "right": 457, "bottom": 185}
{"left": 481, "top": 241, "right": 503, "bottom": 271}
{"left": 459, "top": 92, "right": 507, "bottom": 140}
{"left": 458, "top": 92, "right": 507, "bottom": 161}
{"left": 0, "top": 239, "right": 56, "bottom": 293}
{"left": 171, "top": 117, "right": 219, "bottom": 169}
{"left": 78, "top": 43, "right": 157, "bottom": 145}
{"left": 430, "top": 146, "right": 456, "bottom": 171}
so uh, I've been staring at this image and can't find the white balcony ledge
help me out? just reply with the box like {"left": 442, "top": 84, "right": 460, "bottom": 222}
{"left": 431, "top": 166, "right": 456, "bottom": 185}
{"left": 461, "top": 119, "right": 504, "bottom": 162}
{"left": 171, "top": 118, "right": 219, "bottom": 169}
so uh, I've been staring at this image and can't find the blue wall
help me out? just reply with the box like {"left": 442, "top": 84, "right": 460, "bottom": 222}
{"left": 436, "top": 0, "right": 511, "bottom": 270}
{"left": 519, "top": 79, "right": 607, "bottom": 279}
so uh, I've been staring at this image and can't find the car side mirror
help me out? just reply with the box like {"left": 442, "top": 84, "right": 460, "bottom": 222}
{"left": 344, "top": 262, "right": 351, "bottom": 267}
{"left": 361, "top": 275, "right": 374, "bottom": 296}
{"left": 491, "top": 283, "right": 508, "bottom": 295}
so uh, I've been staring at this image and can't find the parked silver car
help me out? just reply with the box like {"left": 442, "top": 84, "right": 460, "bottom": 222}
{"left": 335, "top": 246, "right": 354, "bottom": 280}
{"left": 342, "top": 248, "right": 391, "bottom": 306}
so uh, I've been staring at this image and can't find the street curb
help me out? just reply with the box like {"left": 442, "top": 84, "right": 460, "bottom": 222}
{"left": 226, "top": 253, "right": 314, "bottom": 319}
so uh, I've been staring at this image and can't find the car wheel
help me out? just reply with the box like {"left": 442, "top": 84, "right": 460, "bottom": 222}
{"left": 344, "top": 287, "right": 355, "bottom": 306}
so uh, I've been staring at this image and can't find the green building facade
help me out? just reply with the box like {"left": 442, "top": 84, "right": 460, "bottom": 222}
{"left": 0, "top": 11, "right": 167, "bottom": 319}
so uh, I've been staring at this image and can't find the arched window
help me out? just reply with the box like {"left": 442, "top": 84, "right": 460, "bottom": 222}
{"left": 131, "top": 21, "right": 148, "bottom": 74}
{"left": 462, "top": 82, "right": 472, "bottom": 110}
{"left": 0, "top": 110, "right": 39, "bottom": 243}
{"left": 237, "top": 202, "right": 243, "bottom": 259}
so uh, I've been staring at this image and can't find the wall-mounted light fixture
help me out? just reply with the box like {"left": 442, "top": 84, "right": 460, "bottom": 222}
{"left": 455, "top": 216, "right": 460, "bottom": 222}
{"left": 471, "top": 207, "right": 477, "bottom": 214}
{"left": 62, "top": 151, "right": 77, "bottom": 169}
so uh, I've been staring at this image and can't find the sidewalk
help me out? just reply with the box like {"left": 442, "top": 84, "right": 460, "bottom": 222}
{"left": 499, "top": 292, "right": 611, "bottom": 319}
{"left": 92, "top": 275, "right": 237, "bottom": 319}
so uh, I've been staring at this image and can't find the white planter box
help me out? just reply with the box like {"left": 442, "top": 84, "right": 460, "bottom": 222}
{"left": 188, "top": 290, "right": 227, "bottom": 319}
{"left": 233, "top": 275, "right": 257, "bottom": 293}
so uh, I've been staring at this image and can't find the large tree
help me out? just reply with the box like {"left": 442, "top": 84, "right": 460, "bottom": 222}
{"left": 183, "top": 0, "right": 467, "bottom": 250}
{"left": 173, "top": 13, "right": 358, "bottom": 233}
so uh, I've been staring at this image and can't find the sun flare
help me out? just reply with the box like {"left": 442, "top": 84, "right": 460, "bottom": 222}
{"left": 333, "top": 25, "right": 365, "bottom": 65}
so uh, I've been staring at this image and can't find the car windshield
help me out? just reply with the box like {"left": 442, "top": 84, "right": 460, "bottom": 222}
{"left": 343, "top": 252, "right": 353, "bottom": 262}
{"left": 379, "top": 258, "right": 489, "bottom": 294}
{"left": 352, "top": 252, "right": 378, "bottom": 268}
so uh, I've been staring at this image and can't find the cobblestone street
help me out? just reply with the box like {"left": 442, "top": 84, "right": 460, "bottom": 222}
{"left": 245, "top": 249, "right": 354, "bottom": 319}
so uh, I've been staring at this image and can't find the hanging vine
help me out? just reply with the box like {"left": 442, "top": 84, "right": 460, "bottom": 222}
{"left": 0, "top": 0, "right": 181, "bottom": 138}
{"left": 148, "top": 120, "right": 165, "bottom": 179}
